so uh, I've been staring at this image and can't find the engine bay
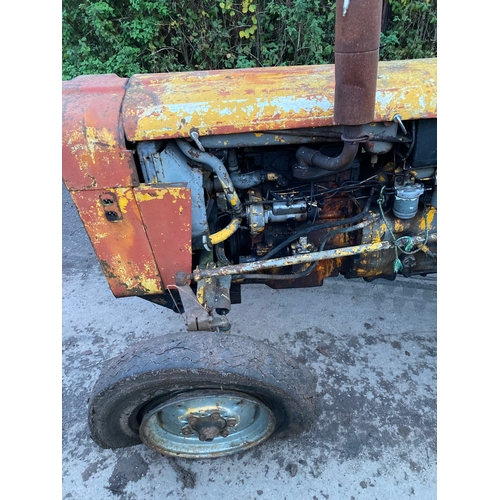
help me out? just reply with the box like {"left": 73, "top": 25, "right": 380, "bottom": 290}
{"left": 134, "top": 118, "right": 436, "bottom": 311}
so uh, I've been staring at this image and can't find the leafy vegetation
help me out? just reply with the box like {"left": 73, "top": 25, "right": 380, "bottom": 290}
{"left": 62, "top": 0, "right": 436, "bottom": 80}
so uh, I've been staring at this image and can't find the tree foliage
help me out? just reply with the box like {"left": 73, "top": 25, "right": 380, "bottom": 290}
{"left": 62, "top": 0, "right": 436, "bottom": 80}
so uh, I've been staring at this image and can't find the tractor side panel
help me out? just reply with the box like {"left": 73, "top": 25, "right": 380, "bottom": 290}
{"left": 134, "top": 185, "right": 193, "bottom": 288}
{"left": 62, "top": 74, "right": 139, "bottom": 191}
{"left": 70, "top": 188, "right": 164, "bottom": 297}
{"left": 63, "top": 75, "right": 194, "bottom": 298}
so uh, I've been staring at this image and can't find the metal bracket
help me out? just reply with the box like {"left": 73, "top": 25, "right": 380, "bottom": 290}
{"left": 175, "top": 270, "right": 230, "bottom": 332}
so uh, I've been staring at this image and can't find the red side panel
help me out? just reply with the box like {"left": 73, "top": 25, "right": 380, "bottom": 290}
{"left": 134, "top": 185, "right": 192, "bottom": 288}
{"left": 63, "top": 75, "right": 193, "bottom": 298}
{"left": 69, "top": 188, "right": 164, "bottom": 297}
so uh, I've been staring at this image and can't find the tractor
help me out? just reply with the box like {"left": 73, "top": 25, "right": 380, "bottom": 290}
{"left": 62, "top": 0, "right": 436, "bottom": 458}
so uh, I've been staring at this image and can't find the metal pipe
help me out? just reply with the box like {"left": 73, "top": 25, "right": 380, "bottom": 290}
{"left": 199, "top": 132, "right": 333, "bottom": 148}
{"left": 295, "top": 0, "right": 383, "bottom": 178}
{"left": 176, "top": 139, "right": 243, "bottom": 246}
{"left": 296, "top": 139, "right": 359, "bottom": 170}
{"left": 236, "top": 215, "right": 378, "bottom": 281}
{"left": 295, "top": 141, "right": 358, "bottom": 175}
{"left": 183, "top": 233, "right": 437, "bottom": 282}
{"left": 293, "top": 124, "right": 367, "bottom": 180}
{"left": 333, "top": 0, "right": 383, "bottom": 125}
{"left": 176, "top": 139, "right": 242, "bottom": 213}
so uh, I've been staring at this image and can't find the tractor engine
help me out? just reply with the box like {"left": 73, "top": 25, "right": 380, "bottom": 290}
{"left": 62, "top": 0, "right": 436, "bottom": 322}
{"left": 135, "top": 119, "right": 436, "bottom": 302}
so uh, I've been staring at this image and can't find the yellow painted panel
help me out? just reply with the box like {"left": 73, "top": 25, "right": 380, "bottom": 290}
{"left": 123, "top": 59, "right": 437, "bottom": 141}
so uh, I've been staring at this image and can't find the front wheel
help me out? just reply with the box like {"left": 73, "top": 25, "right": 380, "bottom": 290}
{"left": 88, "top": 331, "right": 317, "bottom": 458}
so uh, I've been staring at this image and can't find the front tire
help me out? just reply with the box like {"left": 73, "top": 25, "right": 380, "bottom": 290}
{"left": 88, "top": 331, "right": 317, "bottom": 458}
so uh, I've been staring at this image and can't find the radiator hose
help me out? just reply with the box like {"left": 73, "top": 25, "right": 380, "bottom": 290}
{"left": 176, "top": 139, "right": 243, "bottom": 247}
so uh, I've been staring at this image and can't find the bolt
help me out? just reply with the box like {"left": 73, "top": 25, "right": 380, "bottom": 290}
{"left": 226, "top": 418, "right": 237, "bottom": 427}
{"left": 175, "top": 271, "right": 189, "bottom": 286}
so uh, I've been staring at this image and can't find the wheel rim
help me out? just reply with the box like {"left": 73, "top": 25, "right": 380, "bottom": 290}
{"left": 139, "top": 389, "right": 276, "bottom": 458}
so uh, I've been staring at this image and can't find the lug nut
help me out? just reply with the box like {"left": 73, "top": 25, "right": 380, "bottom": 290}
{"left": 220, "top": 429, "right": 229, "bottom": 438}
{"left": 226, "top": 418, "right": 237, "bottom": 427}
{"left": 210, "top": 411, "right": 221, "bottom": 421}
{"left": 181, "top": 426, "right": 192, "bottom": 435}
{"left": 187, "top": 416, "right": 198, "bottom": 426}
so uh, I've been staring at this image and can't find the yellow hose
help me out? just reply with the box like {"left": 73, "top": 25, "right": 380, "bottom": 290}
{"left": 208, "top": 217, "right": 242, "bottom": 245}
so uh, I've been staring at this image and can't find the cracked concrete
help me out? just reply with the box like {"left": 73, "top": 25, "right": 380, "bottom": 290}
{"left": 63, "top": 184, "right": 436, "bottom": 499}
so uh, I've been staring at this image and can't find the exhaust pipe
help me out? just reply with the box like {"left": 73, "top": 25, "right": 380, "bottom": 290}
{"left": 294, "top": 0, "right": 382, "bottom": 178}
{"left": 334, "top": 0, "right": 383, "bottom": 125}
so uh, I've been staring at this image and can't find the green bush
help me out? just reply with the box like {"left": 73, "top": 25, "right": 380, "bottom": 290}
{"left": 62, "top": 0, "right": 436, "bottom": 80}
{"left": 380, "top": 0, "right": 437, "bottom": 60}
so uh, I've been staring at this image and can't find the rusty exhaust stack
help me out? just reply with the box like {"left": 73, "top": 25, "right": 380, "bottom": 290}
{"left": 334, "top": 0, "right": 383, "bottom": 126}
{"left": 294, "top": 0, "right": 382, "bottom": 179}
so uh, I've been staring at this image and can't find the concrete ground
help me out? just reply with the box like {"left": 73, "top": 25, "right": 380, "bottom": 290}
{"left": 62, "top": 185, "right": 437, "bottom": 500}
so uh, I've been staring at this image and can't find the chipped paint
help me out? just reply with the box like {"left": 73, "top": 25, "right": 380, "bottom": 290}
{"left": 69, "top": 188, "right": 164, "bottom": 297}
{"left": 117, "top": 189, "right": 135, "bottom": 214}
{"left": 109, "top": 254, "right": 161, "bottom": 292}
{"left": 393, "top": 219, "right": 405, "bottom": 233}
{"left": 122, "top": 59, "right": 437, "bottom": 141}
{"left": 62, "top": 74, "right": 139, "bottom": 190}
{"left": 420, "top": 207, "right": 436, "bottom": 231}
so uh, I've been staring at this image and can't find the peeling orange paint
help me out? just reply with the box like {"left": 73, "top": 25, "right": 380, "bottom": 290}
{"left": 393, "top": 219, "right": 405, "bottom": 233}
{"left": 62, "top": 74, "right": 139, "bottom": 191}
{"left": 122, "top": 59, "right": 437, "bottom": 141}
{"left": 69, "top": 188, "right": 164, "bottom": 297}
{"left": 420, "top": 207, "right": 436, "bottom": 231}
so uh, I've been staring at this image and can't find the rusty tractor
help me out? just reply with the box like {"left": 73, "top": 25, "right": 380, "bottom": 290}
{"left": 63, "top": 0, "right": 436, "bottom": 458}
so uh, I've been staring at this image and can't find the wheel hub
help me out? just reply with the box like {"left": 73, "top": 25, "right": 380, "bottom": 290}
{"left": 139, "top": 390, "right": 275, "bottom": 458}
{"left": 182, "top": 411, "right": 229, "bottom": 441}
